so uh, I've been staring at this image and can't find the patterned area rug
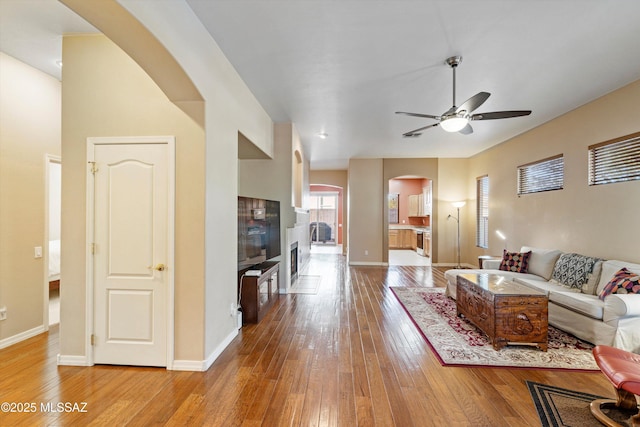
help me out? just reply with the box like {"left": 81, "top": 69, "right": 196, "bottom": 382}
{"left": 527, "top": 381, "right": 636, "bottom": 426}
{"left": 391, "top": 287, "right": 599, "bottom": 370}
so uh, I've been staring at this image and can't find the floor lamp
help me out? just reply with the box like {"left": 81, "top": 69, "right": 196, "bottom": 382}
{"left": 448, "top": 201, "right": 466, "bottom": 268}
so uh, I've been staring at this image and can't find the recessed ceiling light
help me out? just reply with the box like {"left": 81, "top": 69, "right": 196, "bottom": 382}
{"left": 317, "top": 132, "right": 328, "bottom": 139}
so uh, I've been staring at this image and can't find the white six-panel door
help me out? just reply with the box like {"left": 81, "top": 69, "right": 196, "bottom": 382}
{"left": 88, "top": 137, "right": 174, "bottom": 367}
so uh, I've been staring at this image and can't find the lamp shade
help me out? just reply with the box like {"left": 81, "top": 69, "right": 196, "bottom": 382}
{"left": 451, "top": 201, "right": 466, "bottom": 208}
{"left": 440, "top": 117, "right": 469, "bottom": 132}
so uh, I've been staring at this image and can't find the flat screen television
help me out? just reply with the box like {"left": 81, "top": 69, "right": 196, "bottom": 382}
{"left": 238, "top": 196, "right": 281, "bottom": 271}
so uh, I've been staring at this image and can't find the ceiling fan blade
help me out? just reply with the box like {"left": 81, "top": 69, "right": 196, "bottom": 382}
{"left": 402, "top": 123, "right": 439, "bottom": 137}
{"left": 395, "top": 111, "right": 441, "bottom": 120}
{"left": 457, "top": 92, "right": 490, "bottom": 113}
{"left": 471, "top": 110, "right": 532, "bottom": 120}
{"left": 458, "top": 123, "right": 473, "bottom": 135}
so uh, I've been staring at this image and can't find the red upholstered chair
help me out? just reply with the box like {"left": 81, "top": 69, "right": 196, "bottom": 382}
{"left": 591, "top": 345, "right": 640, "bottom": 427}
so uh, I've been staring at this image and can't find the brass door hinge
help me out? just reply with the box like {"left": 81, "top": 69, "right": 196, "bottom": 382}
{"left": 90, "top": 334, "right": 96, "bottom": 346}
{"left": 90, "top": 243, "right": 96, "bottom": 255}
{"left": 88, "top": 161, "right": 98, "bottom": 174}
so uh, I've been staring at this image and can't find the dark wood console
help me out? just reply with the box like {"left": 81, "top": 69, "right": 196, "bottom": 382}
{"left": 238, "top": 261, "right": 279, "bottom": 324}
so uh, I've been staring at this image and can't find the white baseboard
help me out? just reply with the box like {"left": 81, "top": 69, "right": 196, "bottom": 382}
{"left": 202, "top": 328, "right": 238, "bottom": 371}
{"left": 433, "top": 263, "right": 475, "bottom": 269}
{"left": 0, "top": 325, "right": 45, "bottom": 350}
{"left": 57, "top": 354, "right": 92, "bottom": 366}
{"left": 170, "top": 359, "right": 208, "bottom": 371}
{"left": 170, "top": 327, "right": 239, "bottom": 372}
{"left": 349, "top": 261, "right": 388, "bottom": 266}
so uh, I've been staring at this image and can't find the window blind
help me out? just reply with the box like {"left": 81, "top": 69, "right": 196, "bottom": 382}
{"left": 517, "top": 155, "right": 564, "bottom": 195}
{"left": 476, "top": 175, "right": 489, "bottom": 248}
{"left": 589, "top": 132, "right": 640, "bottom": 186}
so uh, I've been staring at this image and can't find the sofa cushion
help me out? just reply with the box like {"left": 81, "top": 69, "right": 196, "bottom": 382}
{"left": 499, "top": 249, "right": 531, "bottom": 273}
{"left": 514, "top": 277, "right": 561, "bottom": 295}
{"left": 520, "top": 247, "right": 563, "bottom": 280}
{"left": 599, "top": 268, "right": 640, "bottom": 300}
{"left": 550, "top": 253, "right": 602, "bottom": 291}
{"left": 549, "top": 290, "right": 604, "bottom": 320}
{"left": 597, "top": 260, "right": 640, "bottom": 295}
{"left": 581, "top": 260, "right": 604, "bottom": 295}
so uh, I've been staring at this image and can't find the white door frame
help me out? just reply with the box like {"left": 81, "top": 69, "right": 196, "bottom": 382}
{"left": 43, "top": 154, "right": 61, "bottom": 330}
{"left": 310, "top": 191, "right": 339, "bottom": 244}
{"left": 85, "top": 136, "right": 175, "bottom": 368}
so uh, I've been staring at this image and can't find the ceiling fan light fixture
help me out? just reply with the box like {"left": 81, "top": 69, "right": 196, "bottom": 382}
{"left": 440, "top": 116, "right": 468, "bottom": 132}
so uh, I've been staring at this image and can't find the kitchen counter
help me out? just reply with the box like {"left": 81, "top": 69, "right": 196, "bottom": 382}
{"left": 388, "top": 225, "right": 430, "bottom": 232}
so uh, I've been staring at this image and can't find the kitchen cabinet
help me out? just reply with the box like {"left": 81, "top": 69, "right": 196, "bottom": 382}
{"left": 408, "top": 195, "right": 419, "bottom": 217}
{"left": 401, "top": 229, "right": 413, "bottom": 248}
{"left": 390, "top": 229, "right": 417, "bottom": 249}
{"left": 389, "top": 229, "right": 415, "bottom": 249}
{"left": 389, "top": 230, "right": 399, "bottom": 249}
{"left": 424, "top": 232, "right": 431, "bottom": 257}
{"left": 408, "top": 193, "right": 430, "bottom": 217}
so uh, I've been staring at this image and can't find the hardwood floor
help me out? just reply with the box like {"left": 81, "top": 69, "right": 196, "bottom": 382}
{"left": 0, "top": 253, "right": 614, "bottom": 426}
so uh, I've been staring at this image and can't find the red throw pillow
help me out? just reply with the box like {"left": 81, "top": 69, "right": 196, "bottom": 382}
{"left": 599, "top": 268, "right": 640, "bottom": 300}
{"left": 499, "top": 250, "right": 531, "bottom": 273}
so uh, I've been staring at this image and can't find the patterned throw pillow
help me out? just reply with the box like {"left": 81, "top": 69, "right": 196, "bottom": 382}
{"left": 499, "top": 250, "right": 531, "bottom": 273}
{"left": 551, "top": 253, "right": 601, "bottom": 290}
{"left": 598, "top": 268, "right": 640, "bottom": 300}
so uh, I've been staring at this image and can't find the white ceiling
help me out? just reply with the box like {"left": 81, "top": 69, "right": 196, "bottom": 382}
{"left": 0, "top": 0, "right": 97, "bottom": 79}
{"left": 3, "top": 1, "right": 640, "bottom": 170}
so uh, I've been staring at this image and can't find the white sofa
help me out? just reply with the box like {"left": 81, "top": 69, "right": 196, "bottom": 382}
{"left": 444, "top": 246, "right": 640, "bottom": 353}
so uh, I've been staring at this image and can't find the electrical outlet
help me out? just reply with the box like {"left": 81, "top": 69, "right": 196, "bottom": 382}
{"left": 365, "top": 250, "right": 369, "bottom": 256}
{"left": 0, "top": 306, "right": 7, "bottom": 321}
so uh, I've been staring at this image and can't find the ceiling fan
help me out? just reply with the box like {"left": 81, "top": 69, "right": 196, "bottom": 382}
{"left": 396, "top": 56, "right": 532, "bottom": 137}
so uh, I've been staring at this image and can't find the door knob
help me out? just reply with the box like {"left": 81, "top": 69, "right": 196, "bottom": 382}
{"left": 149, "top": 263, "right": 166, "bottom": 271}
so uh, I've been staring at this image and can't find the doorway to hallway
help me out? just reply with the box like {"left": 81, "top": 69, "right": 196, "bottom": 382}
{"left": 309, "top": 192, "right": 338, "bottom": 246}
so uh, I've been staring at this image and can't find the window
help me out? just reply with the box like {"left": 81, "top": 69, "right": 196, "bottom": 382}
{"left": 476, "top": 175, "right": 489, "bottom": 248}
{"left": 517, "top": 155, "right": 564, "bottom": 195}
{"left": 589, "top": 132, "right": 640, "bottom": 186}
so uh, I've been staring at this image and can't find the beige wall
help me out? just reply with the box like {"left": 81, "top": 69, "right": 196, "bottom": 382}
{"left": 60, "top": 35, "right": 206, "bottom": 360}
{"left": 348, "top": 159, "right": 384, "bottom": 264}
{"left": 309, "top": 169, "right": 348, "bottom": 254}
{"left": 461, "top": 79, "right": 640, "bottom": 264}
{"left": 0, "top": 53, "right": 61, "bottom": 343}
{"left": 436, "top": 158, "right": 469, "bottom": 265}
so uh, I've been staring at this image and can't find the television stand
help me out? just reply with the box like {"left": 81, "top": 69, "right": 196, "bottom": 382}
{"left": 238, "top": 261, "right": 279, "bottom": 324}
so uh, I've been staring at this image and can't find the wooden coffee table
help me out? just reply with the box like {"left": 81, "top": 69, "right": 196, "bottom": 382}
{"left": 456, "top": 273, "right": 549, "bottom": 351}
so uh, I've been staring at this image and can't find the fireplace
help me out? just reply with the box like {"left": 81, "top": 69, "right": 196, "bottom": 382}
{"left": 290, "top": 242, "right": 298, "bottom": 281}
